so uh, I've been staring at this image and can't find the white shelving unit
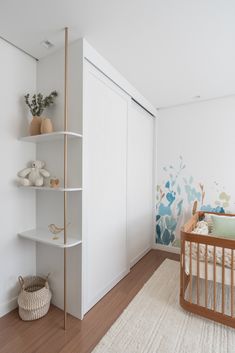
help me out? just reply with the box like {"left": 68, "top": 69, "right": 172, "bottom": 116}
{"left": 20, "top": 131, "right": 82, "bottom": 143}
{"left": 18, "top": 123, "right": 82, "bottom": 329}
{"left": 18, "top": 29, "right": 82, "bottom": 330}
{"left": 19, "top": 228, "right": 82, "bottom": 248}
{"left": 18, "top": 129, "right": 82, "bottom": 248}
{"left": 19, "top": 186, "right": 82, "bottom": 192}
{"left": 18, "top": 125, "right": 82, "bottom": 328}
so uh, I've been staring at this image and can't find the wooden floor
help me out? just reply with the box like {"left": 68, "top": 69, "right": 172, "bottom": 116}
{"left": 0, "top": 250, "right": 179, "bottom": 353}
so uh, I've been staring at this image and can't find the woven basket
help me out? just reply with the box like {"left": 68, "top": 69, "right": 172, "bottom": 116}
{"left": 17, "top": 275, "right": 52, "bottom": 321}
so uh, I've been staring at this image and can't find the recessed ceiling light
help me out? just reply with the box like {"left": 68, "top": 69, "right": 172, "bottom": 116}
{"left": 41, "top": 40, "right": 54, "bottom": 49}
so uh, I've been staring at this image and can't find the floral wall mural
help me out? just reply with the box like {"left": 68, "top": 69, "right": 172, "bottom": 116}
{"left": 156, "top": 156, "right": 231, "bottom": 247}
{"left": 156, "top": 96, "right": 235, "bottom": 249}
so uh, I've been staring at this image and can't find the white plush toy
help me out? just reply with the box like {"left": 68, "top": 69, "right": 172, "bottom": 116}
{"left": 18, "top": 160, "right": 50, "bottom": 187}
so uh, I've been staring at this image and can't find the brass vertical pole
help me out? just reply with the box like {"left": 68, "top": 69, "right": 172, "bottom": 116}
{"left": 64, "top": 26, "right": 68, "bottom": 330}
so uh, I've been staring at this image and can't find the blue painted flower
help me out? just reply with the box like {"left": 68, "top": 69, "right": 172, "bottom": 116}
{"left": 165, "top": 181, "right": 170, "bottom": 189}
{"left": 162, "top": 229, "right": 171, "bottom": 245}
{"left": 165, "top": 216, "right": 177, "bottom": 231}
{"left": 200, "top": 205, "right": 225, "bottom": 213}
{"left": 166, "top": 192, "right": 175, "bottom": 204}
{"left": 177, "top": 200, "right": 183, "bottom": 216}
{"left": 158, "top": 203, "right": 172, "bottom": 216}
{"left": 185, "top": 184, "right": 201, "bottom": 203}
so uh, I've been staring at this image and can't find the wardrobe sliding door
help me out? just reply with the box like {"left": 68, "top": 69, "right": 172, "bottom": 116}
{"left": 127, "top": 100, "right": 154, "bottom": 267}
{"left": 83, "top": 61, "right": 129, "bottom": 312}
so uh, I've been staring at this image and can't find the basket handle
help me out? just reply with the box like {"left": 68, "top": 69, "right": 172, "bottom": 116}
{"left": 45, "top": 273, "right": 50, "bottom": 289}
{"left": 18, "top": 276, "right": 25, "bottom": 289}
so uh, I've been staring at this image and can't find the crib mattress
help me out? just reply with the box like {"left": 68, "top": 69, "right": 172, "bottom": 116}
{"left": 184, "top": 255, "right": 235, "bottom": 285}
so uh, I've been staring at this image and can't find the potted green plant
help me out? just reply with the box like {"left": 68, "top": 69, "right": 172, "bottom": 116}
{"left": 24, "top": 91, "right": 58, "bottom": 135}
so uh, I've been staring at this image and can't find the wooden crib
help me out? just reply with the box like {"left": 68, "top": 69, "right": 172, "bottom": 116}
{"left": 180, "top": 211, "right": 235, "bottom": 328}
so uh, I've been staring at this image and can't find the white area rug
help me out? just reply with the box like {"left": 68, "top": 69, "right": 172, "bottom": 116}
{"left": 92, "top": 259, "right": 235, "bottom": 353}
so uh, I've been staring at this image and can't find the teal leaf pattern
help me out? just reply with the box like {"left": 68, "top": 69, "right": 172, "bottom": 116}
{"left": 156, "top": 156, "right": 229, "bottom": 247}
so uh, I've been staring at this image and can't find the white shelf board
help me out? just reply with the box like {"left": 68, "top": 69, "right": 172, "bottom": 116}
{"left": 19, "top": 228, "right": 82, "bottom": 248}
{"left": 20, "top": 131, "right": 83, "bottom": 143}
{"left": 19, "top": 186, "right": 82, "bottom": 192}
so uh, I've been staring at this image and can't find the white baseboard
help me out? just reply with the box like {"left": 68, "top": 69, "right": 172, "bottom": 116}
{"left": 84, "top": 268, "right": 130, "bottom": 314}
{"left": 0, "top": 297, "right": 18, "bottom": 318}
{"left": 152, "top": 243, "right": 180, "bottom": 255}
{"left": 130, "top": 247, "right": 151, "bottom": 268}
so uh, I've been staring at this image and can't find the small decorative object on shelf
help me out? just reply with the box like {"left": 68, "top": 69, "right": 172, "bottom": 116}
{"left": 17, "top": 160, "right": 50, "bottom": 187}
{"left": 41, "top": 117, "right": 53, "bottom": 134}
{"left": 50, "top": 177, "right": 60, "bottom": 188}
{"left": 48, "top": 223, "right": 65, "bottom": 240}
{"left": 29, "top": 116, "right": 42, "bottom": 136}
{"left": 24, "top": 91, "right": 58, "bottom": 135}
{"left": 48, "top": 223, "right": 71, "bottom": 240}
{"left": 18, "top": 275, "right": 52, "bottom": 321}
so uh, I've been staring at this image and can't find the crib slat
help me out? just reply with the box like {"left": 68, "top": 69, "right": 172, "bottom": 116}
{"left": 222, "top": 247, "right": 225, "bottom": 314}
{"left": 231, "top": 249, "right": 234, "bottom": 318}
{"left": 205, "top": 244, "right": 208, "bottom": 308}
{"left": 189, "top": 242, "right": 192, "bottom": 302}
{"left": 182, "top": 240, "right": 185, "bottom": 300}
{"left": 182, "top": 240, "right": 184, "bottom": 300}
{"left": 197, "top": 243, "right": 199, "bottom": 305}
{"left": 213, "top": 246, "right": 216, "bottom": 311}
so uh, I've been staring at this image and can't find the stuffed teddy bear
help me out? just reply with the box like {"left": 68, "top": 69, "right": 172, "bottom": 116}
{"left": 18, "top": 160, "right": 50, "bottom": 187}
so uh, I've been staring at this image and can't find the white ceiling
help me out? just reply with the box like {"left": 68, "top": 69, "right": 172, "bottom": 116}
{"left": 1, "top": 0, "right": 235, "bottom": 108}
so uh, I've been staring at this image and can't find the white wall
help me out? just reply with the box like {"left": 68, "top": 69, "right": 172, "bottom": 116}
{"left": 156, "top": 96, "right": 235, "bottom": 249}
{"left": 0, "top": 39, "right": 36, "bottom": 317}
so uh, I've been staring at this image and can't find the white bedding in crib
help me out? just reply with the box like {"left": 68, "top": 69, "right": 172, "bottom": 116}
{"left": 185, "top": 242, "right": 235, "bottom": 268}
{"left": 184, "top": 217, "right": 235, "bottom": 285}
{"left": 184, "top": 255, "right": 235, "bottom": 285}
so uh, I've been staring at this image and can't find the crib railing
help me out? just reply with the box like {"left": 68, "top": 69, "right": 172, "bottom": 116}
{"left": 180, "top": 211, "right": 235, "bottom": 328}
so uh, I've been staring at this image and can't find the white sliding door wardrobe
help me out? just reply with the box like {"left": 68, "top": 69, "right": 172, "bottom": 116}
{"left": 127, "top": 100, "right": 155, "bottom": 267}
{"left": 31, "top": 39, "right": 157, "bottom": 319}
{"left": 83, "top": 61, "right": 130, "bottom": 312}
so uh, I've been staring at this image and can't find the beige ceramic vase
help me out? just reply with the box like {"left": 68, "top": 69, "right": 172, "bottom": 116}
{"left": 29, "top": 116, "right": 42, "bottom": 136}
{"left": 41, "top": 118, "right": 53, "bottom": 134}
